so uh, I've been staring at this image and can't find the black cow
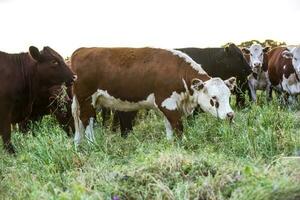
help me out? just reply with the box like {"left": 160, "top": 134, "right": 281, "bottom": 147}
{"left": 18, "top": 84, "right": 74, "bottom": 136}
{"left": 0, "top": 46, "right": 76, "bottom": 153}
{"left": 177, "top": 43, "right": 252, "bottom": 107}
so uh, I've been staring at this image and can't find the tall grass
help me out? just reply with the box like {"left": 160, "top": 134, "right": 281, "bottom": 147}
{"left": 0, "top": 99, "right": 299, "bottom": 200}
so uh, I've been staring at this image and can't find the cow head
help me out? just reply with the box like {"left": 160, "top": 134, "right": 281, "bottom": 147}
{"left": 29, "top": 46, "right": 77, "bottom": 87}
{"left": 242, "top": 44, "right": 270, "bottom": 73}
{"left": 221, "top": 43, "right": 252, "bottom": 78}
{"left": 191, "top": 77, "right": 236, "bottom": 121}
{"left": 282, "top": 47, "right": 300, "bottom": 75}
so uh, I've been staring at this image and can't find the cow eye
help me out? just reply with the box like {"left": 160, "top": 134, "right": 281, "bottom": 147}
{"left": 250, "top": 53, "right": 253, "bottom": 56}
{"left": 52, "top": 60, "right": 59, "bottom": 65}
{"left": 212, "top": 96, "right": 217, "bottom": 100}
{"left": 210, "top": 99, "right": 214, "bottom": 106}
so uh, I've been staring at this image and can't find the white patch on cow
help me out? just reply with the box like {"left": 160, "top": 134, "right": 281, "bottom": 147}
{"left": 281, "top": 73, "right": 300, "bottom": 95}
{"left": 161, "top": 79, "right": 198, "bottom": 116}
{"left": 167, "top": 49, "right": 206, "bottom": 74}
{"left": 72, "top": 95, "right": 85, "bottom": 147}
{"left": 164, "top": 117, "right": 173, "bottom": 140}
{"left": 85, "top": 117, "right": 95, "bottom": 143}
{"left": 92, "top": 90, "right": 157, "bottom": 111}
{"left": 194, "top": 77, "right": 234, "bottom": 119}
{"left": 161, "top": 92, "right": 180, "bottom": 110}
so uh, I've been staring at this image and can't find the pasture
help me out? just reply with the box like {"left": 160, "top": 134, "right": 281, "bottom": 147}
{"left": 0, "top": 97, "right": 300, "bottom": 200}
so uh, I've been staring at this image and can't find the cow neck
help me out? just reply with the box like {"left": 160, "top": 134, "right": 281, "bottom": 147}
{"left": 262, "top": 53, "right": 269, "bottom": 72}
{"left": 252, "top": 72, "right": 258, "bottom": 79}
{"left": 16, "top": 53, "right": 38, "bottom": 105}
{"left": 185, "top": 64, "right": 211, "bottom": 94}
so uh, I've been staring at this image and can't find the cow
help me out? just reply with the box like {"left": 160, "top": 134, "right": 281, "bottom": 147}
{"left": 71, "top": 47, "right": 236, "bottom": 146}
{"left": 18, "top": 84, "right": 74, "bottom": 136}
{"left": 0, "top": 46, "right": 76, "bottom": 153}
{"left": 242, "top": 44, "right": 270, "bottom": 101}
{"left": 268, "top": 46, "right": 300, "bottom": 101}
{"left": 177, "top": 43, "right": 252, "bottom": 107}
{"left": 102, "top": 44, "right": 252, "bottom": 136}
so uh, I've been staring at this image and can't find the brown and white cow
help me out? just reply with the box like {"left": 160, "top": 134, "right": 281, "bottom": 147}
{"left": 0, "top": 46, "right": 76, "bottom": 153}
{"left": 268, "top": 46, "right": 300, "bottom": 100}
{"left": 242, "top": 44, "right": 270, "bottom": 101}
{"left": 71, "top": 47, "right": 236, "bottom": 145}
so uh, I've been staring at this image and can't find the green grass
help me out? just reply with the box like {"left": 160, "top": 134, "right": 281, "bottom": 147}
{"left": 0, "top": 98, "right": 300, "bottom": 200}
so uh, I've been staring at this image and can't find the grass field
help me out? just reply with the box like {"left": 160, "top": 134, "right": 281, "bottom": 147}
{"left": 0, "top": 98, "right": 300, "bottom": 200}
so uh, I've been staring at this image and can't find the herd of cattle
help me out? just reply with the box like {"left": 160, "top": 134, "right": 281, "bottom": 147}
{"left": 0, "top": 43, "right": 299, "bottom": 153}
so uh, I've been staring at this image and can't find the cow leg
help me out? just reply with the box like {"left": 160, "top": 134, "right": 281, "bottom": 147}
{"left": 81, "top": 101, "right": 96, "bottom": 144}
{"left": 101, "top": 107, "right": 110, "bottom": 127}
{"left": 248, "top": 79, "right": 257, "bottom": 102}
{"left": 117, "top": 111, "right": 137, "bottom": 138}
{"left": 158, "top": 107, "right": 183, "bottom": 140}
{"left": 235, "top": 82, "right": 247, "bottom": 107}
{"left": 18, "top": 120, "right": 30, "bottom": 133}
{"left": 0, "top": 108, "right": 14, "bottom": 154}
{"left": 111, "top": 110, "right": 119, "bottom": 132}
{"left": 268, "top": 87, "right": 275, "bottom": 100}
{"left": 266, "top": 84, "right": 272, "bottom": 101}
{"left": 72, "top": 96, "right": 96, "bottom": 146}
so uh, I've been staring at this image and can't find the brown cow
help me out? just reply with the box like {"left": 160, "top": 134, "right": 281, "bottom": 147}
{"left": 71, "top": 47, "right": 236, "bottom": 146}
{"left": 268, "top": 46, "right": 300, "bottom": 101}
{"left": 0, "top": 46, "right": 76, "bottom": 153}
{"left": 18, "top": 84, "right": 74, "bottom": 136}
{"left": 242, "top": 44, "right": 271, "bottom": 101}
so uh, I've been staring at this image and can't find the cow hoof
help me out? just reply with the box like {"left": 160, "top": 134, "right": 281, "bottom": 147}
{"left": 121, "top": 132, "right": 128, "bottom": 138}
{"left": 5, "top": 144, "right": 16, "bottom": 154}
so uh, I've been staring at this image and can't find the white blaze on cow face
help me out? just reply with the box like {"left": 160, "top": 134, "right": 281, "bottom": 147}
{"left": 192, "top": 77, "right": 235, "bottom": 120}
{"left": 282, "top": 47, "right": 300, "bottom": 75}
{"left": 243, "top": 44, "right": 267, "bottom": 73}
{"left": 292, "top": 47, "right": 300, "bottom": 74}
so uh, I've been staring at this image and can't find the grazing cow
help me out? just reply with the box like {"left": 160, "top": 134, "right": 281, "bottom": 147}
{"left": 71, "top": 47, "right": 236, "bottom": 145}
{"left": 177, "top": 43, "right": 252, "bottom": 107}
{"left": 242, "top": 44, "right": 270, "bottom": 101}
{"left": 18, "top": 84, "right": 74, "bottom": 136}
{"left": 268, "top": 46, "right": 300, "bottom": 100}
{"left": 0, "top": 46, "right": 76, "bottom": 153}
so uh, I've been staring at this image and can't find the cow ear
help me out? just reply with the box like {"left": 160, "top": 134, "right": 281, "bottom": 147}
{"left": 282, "top": 50, "right": 293, "bottom": 59}
{"left": 242, "top": 48, "right": 250, "bottom": 54}
{"left": 29, "top": 46, "right": 42, "bottom": 62}
{"left": 224, "top": 77, "right": 236, "bottom": 91}
{"left": 263, "top": 46, "right": 270, "bottom": 53}
{"left": 225, "top": 46, "right": 230, "bottom": 55}
{"left": 191, "top": 78, "right": 204, "bottom": 91}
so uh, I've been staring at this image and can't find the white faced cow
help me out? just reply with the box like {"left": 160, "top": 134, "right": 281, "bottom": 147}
{"left": 71, "top": 47, "right": 236, "bottom": 145}
{"left": 282, "top": 47, "right": 300, "bottom": 76}
{"left": 242, "top": 44, "right": 270, "bottom": 101}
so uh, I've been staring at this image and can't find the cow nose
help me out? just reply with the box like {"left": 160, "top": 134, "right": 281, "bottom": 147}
{"left": 72, "top": 75, "right": 78, "bottom": 81}
{"left": 253, "top": 62, "right": 261, "bottom": 68}
{"left": 226, "top": 112, "right": 234, "bottom": 122}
